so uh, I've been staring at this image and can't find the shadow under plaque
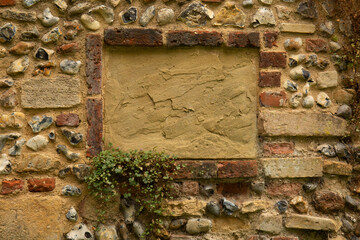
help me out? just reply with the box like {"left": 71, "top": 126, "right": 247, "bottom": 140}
{"left": 104, "top": 47, "right": 258, "bottom": 159}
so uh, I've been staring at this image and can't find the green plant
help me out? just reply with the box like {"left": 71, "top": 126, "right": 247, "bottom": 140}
{"left": 85, "top": 144, "right": 179, "bottom": 232}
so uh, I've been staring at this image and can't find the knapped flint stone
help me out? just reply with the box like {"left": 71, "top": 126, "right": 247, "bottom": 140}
{"left": 20, "top": 27, "right": 39, "bottom": 41}
{"left": 178, "top": 2, "right": 214, "bottom": 27}
{"left": 284, "top": 80, "right": 298, "bottom": 92}
{"left": 290, "top": 93, "right": 302, "bottom": 108}
{"left": 345, "top": 195, "right": 360, "bottom": 211}
{"left": 16, "top": 153, "right": 60, "bottom": 172}
{"left": 0, "top": 154, "right": 11, "bottom": 174}
{"left": 56, "top": 145, "right": 80, "bottom": 162}
{"left": 0, "top": 23, "right": 16, "bottom": 43}
{"left": 35, "top": 47, "right": 54, "bottom": 60}
{"left": 336, "top": 105, "right": 352, "bottom": 120}
{"left": 186, "top": 218, "right": 212, "bottom": 235}
{"left": 296, "top": 0, "right": 318, "bottom": 19}
{"left": 48, "top": 131, "right": 55, "bottom": 141}
{"left": 38, "top": 8, "right": 59, "bottom": 27}
{"left": 62, "top": 185, "right": 82, "bottom": 197}
{"left": 290, "top": 66, "right": 310, "bottom": 80}
{"left": 313, "top": 191, "right": 345, "bottom": 213}
{"left": 140, "top": 5, "right": 155, "bottom": 27}
{"left": 260, "top": 0, "right": 272, "bottom": 5}
{"left": 28, "top": 115, "right": 53, "bottom": 133}
{"left": 320, "top": 21, "right": 335, "bottom": 37}
{"left": 62, "top": 129, "right": 83, "bottom": 145}
{"left": 7, "top": 56, "right": 29, "bottom": 75}
{"left": 68, "top": 2, "right": 92, "bottom": 15}
{"left": 221, "top": 198, "right": 239, "bottom": 215}
{"left": 120, "top": 7, "right": 137, "bottom": 24}
{"left": 317, "top": 92, "right": 331, "bottom": 108}
{"left": 95, "top": 224, "right": 118, "bottom": 240}
{"left": 60, "top": 60, "right": 81, "bottom": 75}
{"left": 41, "top": 27, "right": 62, "bottom": 44}
{"left": 276, "top": 6, "right": 290, "bottom": 20}
{"left": 72, "top": 164, "right": 90, "bottom": 181}
{"left": 0, "top": 77, "right": 13, "bottom": 88}
{"left": 334, "top": 143, "right": 351, "bottom": 160}
{"left": 59, "top": 167, "right": 71, "bottom": 179}
{"left": 213, "top": 2, "right": 246, "bottom": 28}
{"left": 110, "top": 0, "right": 120, "bottom": 7}
{"left": 23, "top": 0, "right": 40, "bottom": 8}
{"left": 156, "top": 8, "right": 174, "bottom": 26}
{"left": 317, "top": 59, "right": 329, "bottom": 70}
{"left": 66, "top": 207, "right": 78, "bottom": 222}
{"left": 0, "top": 46, "right": 7, "bottom": 58}
{"left": 302, "top": 82, "right": 310, "bottom": 96}
{"left": 169, "top": 219, "right": 187, "bottom": 230}
{"left": 206, "top": 201, "right": 220, "bottom": 216}
{"left": 21, "top": 78, "right": 81, "bottom": 109}
{"left": 54, "top": 0, "right": 68, "bottom": 12}
{"left": 317, "top": 144, "right": 336, "bottom": 157}
{"left": 303, "top": 182, "right": 317, "bottom": 192}
{"left": 276, "top": 200, "right": 288, "bottom": 213}
{"left": 1, "top": 10, "right": 36, "bottom": 22}
{"left": 64, "top": 20, "right": 83, "bottom": 40}
{"left": 0, "top": 133, "right": 20, "bottom": 151}
{"left": 252, "top": 7, "right": 276, "bottom": 27}
{"left": 65, "top": 223, "right": 94, "bottom": 240}
{"left": 0, "top": 112, "right": 25, "bottom": 129}
{"left": 26, "top": 135, "right": 49, "bottom": 151}
{"left": 289, "top": 54, "right": 306, "bottom": 67}
{"left": 305, "top": 54, "right": 318, "bottom": 67}
{"left": 80, "top": 14, "right": 100, "bottom": 31}
{"left": 89, "top": 5, "right": 114, "bottom": 24}
{"left": 9, "top": 138, "right": 26, "bottom": 156}
{"left": 342, "top": 218, "right": 354, "bottom": 233}
{"left": 200, "top": 184, "right": 215, "bottom": 196}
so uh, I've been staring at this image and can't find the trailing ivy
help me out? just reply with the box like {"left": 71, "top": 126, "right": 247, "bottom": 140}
{"left": 85, "top": 144, "right": 179, "bottom": 233}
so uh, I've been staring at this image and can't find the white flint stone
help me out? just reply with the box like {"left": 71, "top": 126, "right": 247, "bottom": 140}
{"left": 290, "top": 93, "right": 302, "bottom": 108}
{"left": 317, "top": 92, "right": 331, "bottom": 108}
{"left": 0, "top": 154, "right": 11, "bottom": 174}
{"left": 302, "top": 95, "right": 315, "bottom": 108}
{"left": 38, "top": 8, "right": 59, "bottom": 27}
{"left": 65, "top": 223, "right": 94, "bottom": 240}
{"left": 140, "top": 5, "right": 155, "bottom": 27}
{"left": 89, "top": 5, "right": 114, "bottom": 24}
{"left": 7, "top": 56, "right": 29, "bottom": 75}
{"left": 26, "top": 135, "right": 49, "bottom": 151}
{"left": 157, "top": 8, "right": 174, "bottom": 26}
{"left": 252, "top": 8, "right": 276, "bottom": 27}
{"left": 80, "top": 14, "right": 100, "bottom": 31}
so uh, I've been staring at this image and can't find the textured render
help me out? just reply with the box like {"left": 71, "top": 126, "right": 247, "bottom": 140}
{"left": 104, "top": 47, "right": 258, "bottom": 158}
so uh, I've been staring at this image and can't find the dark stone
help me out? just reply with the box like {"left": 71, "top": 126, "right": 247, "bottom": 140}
{"left": 220, "top": 198, "right": 239, "bottom": 215}
{"left": 121, "top": 7, "right": 137, "bottom": 24}
{"left": 336, "top": 105, "right": 352, "bottom": 120}
{"left": 1, "top": 10, "right": 36, "bottom": 22}
{"left": 178, "top": 2, "right": 213, "bottom": 27}
{"left": 62, "top": 129, "right": 83, "bottom": 145}
{"left": 276, "top": 200, "right": 288, "bottom": 213}
{"left": 345, "top": 195, "right": 360, "bottom": 211}
{"left": 62, "top": 185, "right": 81, "bottom": 196}
{"left": 48, "top": 131, "right": 55, "bottom": 141}
{"left": 72, "top": 164, "right": 91, "bottom": 182}
{"left": 104, "top": 28, "right": 163, "bottom": 47}
{"left": 58, "top": 167, "right": 71, "bottom": 179}
{"left": 20, "top": 27, "right": 39, "bottom": 41}
{"left": 169, "top": 219, "right": 187, "bottom": 230}
{"left": 305, "top": 54, "right": 318, "bottom": 68}
{"left": 206, "top": 201, "right": 221, "bottom": 216}
{"left": 167, "top": 30, "right": 223, "bottom": 47}
{"left": 0, "top": 23, "right": 16, "bottom": 43}
{"left": 28, "top": 115, "right": 53, "bottom": 133}
{"left": 200, "top": 184, "right": 215, "bottom": 197}
{"left": 296, "top": 0, "right": 318, "bottom": 19}
{"left": 35, "top": 48, "right": 51, "bottom": 60}
{"left": 317, "top": 59, "right": 329, "bottom": 70}
{"left": 331, "top": 54, "right": 348, "bottom": 71}
{"left": 342, "top": 218, "right": 354, "bottom": 233}
{"left": 334, "top": 143, "right": 351, "bottom": 160}
{"left": 313, "top": 191, "right": 345, "bottom": 213}
{"left": 303, "top": 182, "right": 317, "bottom": 192}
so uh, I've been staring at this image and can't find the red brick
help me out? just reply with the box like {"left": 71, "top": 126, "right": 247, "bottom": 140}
{"left": 228, "top": 32, "right": 260, "bottom": 48}
{"left": 28, "top": 178, "right": 55, "bottom": 192}
{"left": 218, "top": 160, "right": 258, "bottom": 178}
{"left": 86, "top": 99, "right": 103, "bottom": 157}
{"left": 263, "top": 142, "right": 294, "bottom": 156}
{"left": 0, "top": 0, "right": 16, "bottom": 6}
{"left": 1, "top": 179, "right": 24, "bottom": 195}
{"left": 104, "top": 28, "right": 163, "bottom": 47}
{"left": 56, "top": 113, "right": 80, "bottom": 127}
{"left": 272, "top": 237, "right": 299, "bottom": 240}
{"left": 57, "top": 42, "right": 80, "bottom": 54}
{"left": 182, "top": 181, "right": 199, "bottom": 195}
{"left": 86, "top": 34, "right": 102, "bottom": 95}
{"left": 167, "top": 31, "right": 223, "bottom": 47}
{"left": 259, "top": 72, "right": 281, "bottom": 87}
{"left": 259, "top": 91, "right": 287, "bottom": 107}
{"left": 267, "top": 181, "right": 302, "bottom": 197}
{"left": 260, "top": 52, "right": 287, "bottom": 68}
{"left": 305, "top": 39, "right": 328, "bottom": 53}
{"left": 173, "top": 161, "right": 217, "bottom": 179}
{"left": 217, "top": 182, "right": 249, "bottom": 196}
{"left": 264, "top": 32, "right": 279, "bottom": 48}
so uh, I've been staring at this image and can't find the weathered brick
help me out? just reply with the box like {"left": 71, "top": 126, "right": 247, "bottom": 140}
{"left": 263, "top": 32, "right": 279, "bottom": 48}
{"left": 174, "top": 161, "right": 217, "bottom": 179}
{"left": 57, "top": 42, "right": 80, "bottom": 54}
{"left": 263, "top": 142, "right": 294, "bottom": 156}
{"left": 218, "top": 160, "right": 258, "bottom": 178}
{"left": 86, "top": 34, "right": 102, "bottom": 95}
{"left": 260, "top": 52, "right": 287, "bottom": 68}
{"left": 182, "top": 181, "right": 199, "bottom": 195}
{"left": 280, "top": 23, "right": 316, "bottom": 34}
{"left": 167, "top": 31, "right": 223, "bottom": 47}
{"left": 228, "top": 32, "right": 260, "bottom": 48}
{"left": 1, "top": 179, "right": 24, "bottom": 195}
{"left": 306, "top": 39, "right": 328, "bottom": 53}
{"left": 262, "top": 158, "right": 323, "bottom": 178}
{"left": 56, "top": 113, "right": 80, "bottom": 127}
{"left": 0, "top": 0, "right": 16, "bottom": 6}
{"left": 267, "top": 181, "right": 302, "bottom": 197}
{"left": 285, "top": 214, "right": 341, "bottom": 231}
{"left": 217, "top": 182, "right": 249, "bottom": 196}
{"left": 323, "top": 160, "right": 352, "bottom": 176}
{"left": 86, "top": 99, "right": 103, "bottom": 157}
{"left": 28, "top": 178, "right": 55, "bottom": 192}
{"left": 259, "top": 111, "right": 349, "bottom": 136}
{"left": 313, "top": 191, "right": 345, "bottom": 213}
{"left": 259, "top": 72, "right": 281, "bottom": 87}
{"left": 259, "top": 91, "right": 287, "bottom": 107}
{"left": 104, "top": 28, "right": 163, "bottom": 46}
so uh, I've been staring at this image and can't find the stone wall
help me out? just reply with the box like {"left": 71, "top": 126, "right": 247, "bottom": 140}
{"left": 0, "top": 0, "right": 358, "bottom": 239}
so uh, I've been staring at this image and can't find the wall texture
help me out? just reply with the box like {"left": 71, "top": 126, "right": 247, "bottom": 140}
{"left": 0, "top": 0, "right": 358, "bottom": 239}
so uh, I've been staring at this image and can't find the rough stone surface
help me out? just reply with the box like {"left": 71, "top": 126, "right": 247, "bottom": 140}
{"left": 213, "top": 2, "right": 246, "bottom": 28}
{"left": 280, "top": 23, "right": 316, "bottom": 33}
{"left": 259, "top": 111, "right": 349, "bottom": 136}
{"left": 285, "top": 214, "right": 341, "bottom": 231}
{"left": 16, "top": 154, "right": 59, "bottom": 172}
{"left": 140, "top": 5, "right": 155, "bottom": 27}
{"left": 313, "top": 191, "right": 345, "bottom": 213}
{"left": 21, "top": 78, "right": 80, "bottom": 108}
{"left": 174, "top": 161, "right": 217, "bottom": 179}
{"left": 257, "top": 214, "right": 283, "bottom": 234}
{"left": 62, "top": 185, "right": 81, "bottom": 197}
{"left": 0, "top": 154, "right": 11, "bottom": 174}
{"left": 252, "top": 8, "right": 276, "bottom": 27}
{"left": 317, "top": 71, "right": 338, "bottom": 89}
{"left": 289, "top": 196, "right": 309, "bottom": 213}
{"left": 164, "top": 199, "right": 207, "bottom": 217}
{"left": 323, "top": 160, "right": 352, "bottom": 176}
{"left": 296, "top": 0, "right": 318, "bottom": 19}
{"left": 241, "top": 200, "right": 268, "bottom": 213}
{"left": 95, "top": 224, "right": 118, "bottom": 240}
{"left": 186, "top": 218, "right": 212, "bottom": 235}
{"left": 28, "top": 115, "right": 53, "bottom": 133}
{"left": 178, "top": 2, "right": 214, "bottom": 27}
{"left": 7, "top": 56, "right": 29, "bottom": 75}
{"left": 263, "top": 142, "right": 294, "bottom": 155}
{"left": 26, "top": 135, "right": 48, "bottom": 151}
{"left": 9, "top": 138, "right": 26, "bottom": 156}
{"left": 262, "top": 158, "right": 323, "bottom": 178}
{"left": 0, "top": 112, "right": 25, "bottom": 128}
